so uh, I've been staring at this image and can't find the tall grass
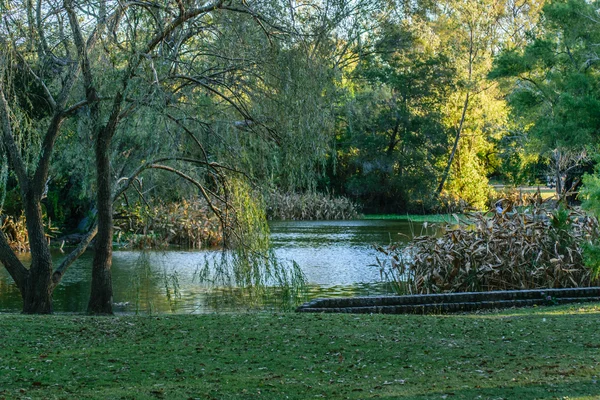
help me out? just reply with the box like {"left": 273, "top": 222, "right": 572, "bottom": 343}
{"left": 0, "top": 214, "right": 29, "bottom": 252}
{"left": 114, "top": 200, "right": 222, "bottom": 249}
{"left": 0, "top": 213, "right": 59, "bottom": 252}
{"left": 265, "top": 191, "right": 360, "bottom": 220}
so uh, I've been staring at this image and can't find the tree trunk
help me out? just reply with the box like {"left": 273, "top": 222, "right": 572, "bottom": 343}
{"left": 437, "top": 92, "right": 470, "bottom": 196}
{"left": 22, "top": 271, "right": 53, "bottom": 314}
{"left": 21, "top": 195, "right": 53, "bottom": 314}
{"left": 87, "top": 133, "right": 114, "bottom": 315}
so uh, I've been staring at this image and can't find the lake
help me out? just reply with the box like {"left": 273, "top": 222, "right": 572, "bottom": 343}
{"left": 0, "top": 219, "right": 428, "bottom": 313}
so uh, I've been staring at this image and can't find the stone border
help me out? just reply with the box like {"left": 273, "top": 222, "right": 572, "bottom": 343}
{"left": 296, "top": 287, "right": 600, "bottom": 314}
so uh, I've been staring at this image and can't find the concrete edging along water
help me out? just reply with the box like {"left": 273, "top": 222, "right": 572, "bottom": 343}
{"left": 296, "top": 287, "right": 600, "bottom": 314}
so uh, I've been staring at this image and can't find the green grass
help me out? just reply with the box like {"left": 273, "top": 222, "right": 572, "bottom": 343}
{"left": 1, "top": 304, "right": 600, "bottom": 399}
{"left": 363, "top": 214, "right": 462, "bottom": 223}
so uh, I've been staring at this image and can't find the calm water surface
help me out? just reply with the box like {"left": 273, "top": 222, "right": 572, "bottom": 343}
{"left": 0, "top": 220, "right": 428, "bottom": 313}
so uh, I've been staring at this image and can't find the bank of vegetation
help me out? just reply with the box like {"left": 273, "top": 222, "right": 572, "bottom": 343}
{"left": 264, "top": 191, "right": 360, "bottom": 221}
{"left": 380, "top": 203, "right": 600, "bottom": 295}
{"left": 114, "top": 200, "right": 223, "bottom": 249}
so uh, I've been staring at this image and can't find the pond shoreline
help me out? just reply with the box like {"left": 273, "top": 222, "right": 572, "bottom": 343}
{"left": 297, "top": 287, "right": 600, "bottom": 314}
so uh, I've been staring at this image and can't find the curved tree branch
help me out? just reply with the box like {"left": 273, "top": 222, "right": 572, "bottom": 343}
{"left": 147, "top": 163, "right": 223, "bottom": 222}
{"left": 0, "top": 86, "right": 29, "bottom": 195}
{"left": 51, "top": 222, "right": 98, "bottom": 288}
{"left": 0, "top": 229, "right": 28, "bottom": 290}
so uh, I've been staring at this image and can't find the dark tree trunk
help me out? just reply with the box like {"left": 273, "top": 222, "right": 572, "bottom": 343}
{"left": 437, "top": 92, "right": 470, "bottom": 196}
{"left": 87, "top": 133, "right": 114, "bottom": 315}
{"left": 21, "top": 195, "right": 53, "bottom": 314}
{"left": 22, "top": 272, "right": 53, "bottom": 314}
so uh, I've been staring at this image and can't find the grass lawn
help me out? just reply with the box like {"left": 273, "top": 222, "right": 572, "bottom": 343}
{"left": 1, "top": 304, "right": 599, "bottom": 399}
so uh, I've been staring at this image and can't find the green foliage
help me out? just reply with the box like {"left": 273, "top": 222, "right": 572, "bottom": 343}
{"left": 494, "top": 129, "right": 547, "bottom": 185}
{"left": 490, "top": 0, "right": 600, "bottom": 154}
{"left": 227, "top": 177, "right": 271, "bottom": 252}
{"left": 329, "top": 0, "right": 534, "bottom": 212}
{"left": 443, "top": 137, "right": 492, "bottom": 210}
{"left": 581, "top": 166, "right": 600, "bottom": 217}
{"left": 332, "top": 17, "right": 455, "bottom": 212}
{"left": 579, "top": 161, "right": 600, "bottom": 275}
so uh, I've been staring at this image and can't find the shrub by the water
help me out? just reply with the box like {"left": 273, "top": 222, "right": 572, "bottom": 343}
{"left": 379, "top": 204, "right": 600, "bottom": 294}
{"left": 488, "top": 186, "right": 554, "bottom": 209}
{"left": 114, "top": 200, "right": 222, "bottom": 249}
{"left": 435, "top": 192, "right": 472, "bottom": 213}
{"left": 265, "top": 191, "right": 360, "bottom": 220}
{"left": 0, "top": 215, "right": 29, "bottom": 252}
{"left": 0, "top": 213, "right": 59, "bottom": 252}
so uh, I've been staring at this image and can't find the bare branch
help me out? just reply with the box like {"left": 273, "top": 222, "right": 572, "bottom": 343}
{"left": 12, "top": 49, "right": 56, "bottom": 110}
{"left": 113, "top": 155, "right": 238, "bottom": 202}
{"left": 144, "top": 0, "right": 225, "bottom": 54}
{"left": 0, "top": 228, "right": 28, "bottom": 289}
{"left": 36, "top": 0, "right": 51, "bottom": 57}
{"left": 0, "top": 86, "right": 29, "bottom": 194}
{"left": 32, "top": 112, "right": 67, "bottom": 200}
{"left": 171, "top": 74, "right": 254, "bottom": 121}
{"left": 147, "top": 163, "right": 223, "bottom": 222}
{"left": 65, "top": 0, "right": 99, "bottom": 111}
{"left": 51, "top": 222, "right": 98, "bottom": 287}
{"left": 63, "top": 96, "right": 112, "bottom": 117}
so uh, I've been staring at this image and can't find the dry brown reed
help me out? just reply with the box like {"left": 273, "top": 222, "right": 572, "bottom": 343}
{"left": 266, "top": 191, "right": 360, "bottom": 220}
{"left": 115, "top": 200, "right": 222, "bottom": 249}
{"left": 488, "top": 186, "right": 555, "bottom": 210}
{"left": 382, "top": 204, "right": 600, "bottom": 294}
{"left": 0, "top": 214, "right": 59, "bottom": 252}
{"left": 1, "top": 215, "right": 29, "bottom": 252}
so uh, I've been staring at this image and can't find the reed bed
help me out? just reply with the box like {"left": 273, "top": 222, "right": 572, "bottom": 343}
{"left": 265, "top": 191, "right": 360, "bottom": 220}
{"left": 114, "top": 200, "right": 222, "bottom": 249}
{"left": 380, "top": 204, "right": 600, "bottom": 294}
{"left": 0, "top": 213, "right": 59, "bottom": 252}
{"left": 0, "top": 214, "right": 29, "bottom": 252}
{"left": 488, "top": 186, "right": 555, "bottom": 209}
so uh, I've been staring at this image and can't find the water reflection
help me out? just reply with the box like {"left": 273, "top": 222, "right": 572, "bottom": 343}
{"left": 0, "top": 220, "right": 427, "bottom": 313}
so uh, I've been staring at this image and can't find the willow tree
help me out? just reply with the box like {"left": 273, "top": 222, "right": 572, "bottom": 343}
{"left": 1, "top": 0, "right": 348, "bottom": 314}
{"left": 0, "top": 1, "right": 99, "bottom": 313}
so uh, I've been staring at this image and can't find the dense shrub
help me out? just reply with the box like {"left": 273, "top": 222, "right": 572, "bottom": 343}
{"left": 488, "top": 186, "right": 554, "bottom": 209}
{"left": 0, "top": 215, "right": 29, "bottom": 253}
{"left": 0, "top": 214, "right": 59, "bottom": 253}
{"left": 265, "top": 191, "right": 360, "bottom": 220}
{"left": 379, "top": 205, "right": 600, "bottom": 294}
{"left": 435, "top": 192, "right": 472, "bottom": 214}
{"left": 114, "top": 200, "right": 222, "bottom": 249}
